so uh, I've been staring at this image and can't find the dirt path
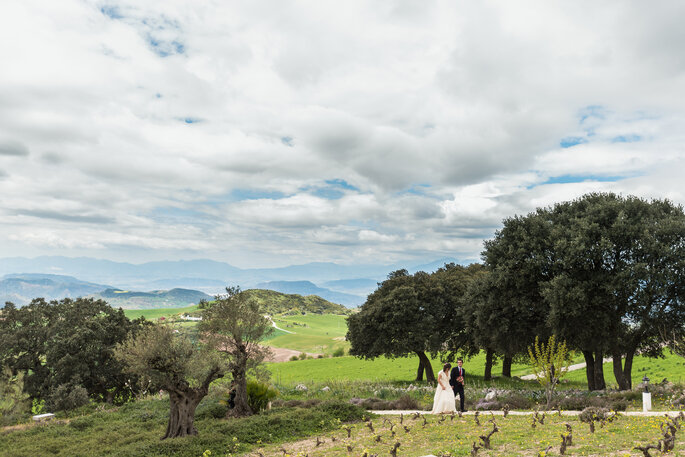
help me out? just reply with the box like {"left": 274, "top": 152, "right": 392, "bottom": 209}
{"left": 265, "top": 346, "right": 322, "bottom": 362}
{"left": 520, "top": 357, "right": 613, "bottom": 380}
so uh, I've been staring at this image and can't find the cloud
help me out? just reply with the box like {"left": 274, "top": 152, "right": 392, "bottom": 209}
{"left": 0, "top": 140, "right": 29, "bottom": 157}
{"left": 0, "top": 1, "right": 684, "bottom": 267}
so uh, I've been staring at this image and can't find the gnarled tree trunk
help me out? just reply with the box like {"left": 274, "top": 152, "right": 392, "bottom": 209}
{"left": 162, "top": 367, "right": 223, "bottom": 439}
{"left": 227, "top": 345, "right": 253, "bottom": 417}
{"left": 164, "top": 389, "right": 204, "bottom": 439}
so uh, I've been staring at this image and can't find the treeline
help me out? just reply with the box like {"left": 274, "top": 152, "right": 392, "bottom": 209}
{"left": 347, "top": 193, "right": 685, "bottom": 391}
{"left": 0, "top": 297, "right": 148, "bottom": 416}
{"left": 0, "top": 288, "right": 275, "bottom": 439}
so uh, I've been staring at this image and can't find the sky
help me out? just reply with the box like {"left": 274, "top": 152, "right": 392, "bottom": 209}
{"left": 1, "top": 1, "right": 684, "bottom": 268}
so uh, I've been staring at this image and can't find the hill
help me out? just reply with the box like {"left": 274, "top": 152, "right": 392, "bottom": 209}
{"left": 90, "top": 288, "right": 212, "bottom": 309}
{"left": 253, "top": 280, "right": 364, "bottom": 307}
{"left": 243, "top": 289, "right": 350, "bottom": 315}
{"left": 0, "top": 273, "right": 111, "bottom": 306}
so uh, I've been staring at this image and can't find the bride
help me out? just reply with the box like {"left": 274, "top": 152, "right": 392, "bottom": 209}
{"left": 431, "top": 363, "right": 457, "bottom": 414}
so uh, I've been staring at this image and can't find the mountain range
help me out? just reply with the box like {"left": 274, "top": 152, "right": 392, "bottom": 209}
{"left": 0, "top": 256, "right": 461, "bottom": 307}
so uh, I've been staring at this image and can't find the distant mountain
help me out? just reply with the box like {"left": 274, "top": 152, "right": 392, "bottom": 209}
{"left": 0, "top": 273, "right": 112, "bottom": 306}
{"left": 408, "top": 257, "right": 461, "bottom": 273}
{"left": 321, "top": 278, "right": 380, "bottom": 297}
{"left": 243, "top": 288, "right": 350, "bottom": 315}
{"left": 142, "top": 278, "right": 227, "bottom": 294}
{"left": 0, "top": 256, "right": 464, "bottom": 296}
{"left": 90, "top": 288, "right": 212, "bottom": 310}
{"left": 254, "top": 280, "right": 364, "bottom": 307}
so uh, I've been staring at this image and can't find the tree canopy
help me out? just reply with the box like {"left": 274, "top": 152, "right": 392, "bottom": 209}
{"left": 0, "top": 297, "right": 145, "bottom": 404}
{"left": 347, "top": 265, "right": 483, "bottom": 383}
{"left": 482, "top": 192, "right": 685, "bottom": 390}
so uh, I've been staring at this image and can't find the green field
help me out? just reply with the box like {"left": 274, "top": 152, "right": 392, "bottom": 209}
{"left": 121, "top": 306, "right": 685, "bottom": 393}
{"left": 123, "top": 304, "right": 200, "bottom": 320}
{"left": 262, "top": 313, "right": 349, "bottom": 354}
{"left": 269, "top": 352, "right": 536, "bottom": 387}
{"left": 565, "top": 349, "right": 685, "bottom": 387}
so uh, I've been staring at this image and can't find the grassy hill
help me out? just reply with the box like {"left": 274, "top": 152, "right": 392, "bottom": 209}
{"left": 243, "top": 288, "right": 351, "bottom": 315}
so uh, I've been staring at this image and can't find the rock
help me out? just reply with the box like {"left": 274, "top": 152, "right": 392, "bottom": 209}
{"left": 295, "top": 384, "right": 308, "bottom": 391}
{"left": 321, "top": 386, "right": 330, "bottom": 392}
{"left": 485, "top": 390, "right": 497, "bottom": 401}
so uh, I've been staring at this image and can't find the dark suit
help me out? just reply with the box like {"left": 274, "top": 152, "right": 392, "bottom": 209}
{"left": 450, "top": 365, "right": 466, "bottom": 411}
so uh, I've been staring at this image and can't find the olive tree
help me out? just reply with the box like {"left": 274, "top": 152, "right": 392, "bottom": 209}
{"left": 115, "top": 324, "right": 225, "bottom": 439}
{"left": 198, "top": 286, "right": 273, "bottom": 417}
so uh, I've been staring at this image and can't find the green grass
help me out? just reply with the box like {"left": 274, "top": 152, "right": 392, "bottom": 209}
{"left": 262, "top": 314, "right": 349, "bottom": 354}
{"left": 6, "top": 389, "right": 685, "bottom": 457}
{"left": 0, "top": 397, "right": 366, "bottom": 457}
{"left": 252, "top": 412, "right": 685, "bottom": 457}
{"left": 269, "top": 352, "right": 536, "bottom": 386}
{"left": 123, "top": 304, "right": 200, "bottom": 320}
{"left": 565, "top": 349, "right": 685, "bottom": 386}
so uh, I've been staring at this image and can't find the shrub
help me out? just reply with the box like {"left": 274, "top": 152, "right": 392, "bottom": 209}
{"left": 196, "top": 402, "right": 227, "bottom": 419}
{"left": 391, "top": 395, "right": 419, "bottom": 410}
{"left": 579, "top": 406, "right": 610, "bottom": 423}
{"left": 68, "top": 415, "right": 94, "bottom": 431}
{"left": 289, "top": 355, "right": 299, "bottom": 362}
{"left": 0, "top": 367, "right": 31, "bottom": 426}
{"left": 332, "top": 347, "right": 345, "bottom": 357}
{"left": 46, "top": 384, "right": 90, "bottom": 412}
{"left": 298, "top": 353, "right": 307, "bottom": 361}
{"left": 246, "top": 380, "right": 279, "bottom": 413}
{"left": 317, "top": 399, "right": 367, "bottom": 422}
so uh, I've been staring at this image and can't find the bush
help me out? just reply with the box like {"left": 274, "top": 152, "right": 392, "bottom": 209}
{"left": 0, "top": 367, "right": 31, "bottom": 426}
{"left": 298, "top": 353, "right": 307, "bottom": 361}
{"left": 332, "top": 348, "right": 345, "bottom": 357}
{"left": 46, "top": 384, "right": 90, "bottom": 412}
{"left": 317, "top": 399, "right": 367, "bottom": 422}
{"left": 289, "top": 355, "right": 299, "bottom": 362}
{"left": 68, "top": 415, "right": 94, "bottom": 431}
{"left": 391, "top": 394, "right": 419, "bottom": 410}
{"left": 196, "top": 401, "right": 227, "bottom": 419}
{"left": 246, "top": 380, "right": 279, "bottom": 413}
{"left": 273, "top": 398, "right": 323, "bottom": 408}
{"left": 579, "top": 406, "right": 610, "bottom": 423}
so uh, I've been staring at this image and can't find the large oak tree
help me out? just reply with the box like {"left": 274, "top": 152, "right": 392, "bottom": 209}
{"left": 482, "top": 192, "right": 685, "bottom": 390}
{"left": 347, "top": 266, "right": 481, "bottom": 383}
{"left": 0, "top": 297, "right": 145, "bottom": 403}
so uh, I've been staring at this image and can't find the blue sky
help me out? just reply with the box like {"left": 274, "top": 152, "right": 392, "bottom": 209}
{"left": 0, "top": 1, "right": 684, "bottom": 268}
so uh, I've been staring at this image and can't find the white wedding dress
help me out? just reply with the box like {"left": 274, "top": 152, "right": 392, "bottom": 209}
{"left": 430, "top": 370, "right": 457, "bottom": 414}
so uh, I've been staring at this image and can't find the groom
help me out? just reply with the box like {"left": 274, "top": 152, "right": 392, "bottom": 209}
{"left": 449, "top": 358, "right": 466, "bottom": 412}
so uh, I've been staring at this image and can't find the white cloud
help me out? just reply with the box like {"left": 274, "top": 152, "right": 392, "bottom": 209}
{"left": 0, "top": 0, "right": 684, "bottom": 267}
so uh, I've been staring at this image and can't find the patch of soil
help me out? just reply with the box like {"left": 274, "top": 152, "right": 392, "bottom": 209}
{"left": 265, "top": 347, "right": 322, "bottom": 362}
